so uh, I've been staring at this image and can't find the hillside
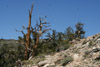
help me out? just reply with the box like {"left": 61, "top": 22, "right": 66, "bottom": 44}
{"left": 0, "top": 39, "right": 18, "bottom": 44}
{"left": 21, "top": 33, "right": 100, "bottom": 67}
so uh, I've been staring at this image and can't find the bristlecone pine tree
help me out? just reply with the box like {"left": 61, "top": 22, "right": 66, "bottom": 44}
{"left": 17, "top": 4, "right": 50, "bottom": 59}
{"left": 75, "top": 22, "right": 85, "bottom": 39}
{"left": 65, "top": 26, "right": 74, "bottom": 41}
{"left": 31, "top": 17, "right": 50, "bottom": 57}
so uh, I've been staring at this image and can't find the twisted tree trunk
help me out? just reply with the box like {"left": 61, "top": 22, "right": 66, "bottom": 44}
{"left": 32, "top": 36, "right": 39, "bottom": 57}
{"left": 25, "top": 4, "right": 33, "bottom": 60}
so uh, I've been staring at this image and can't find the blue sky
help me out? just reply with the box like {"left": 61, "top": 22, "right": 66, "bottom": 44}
{"left": 0, "top": 0, "right": 100, "bottom": 39}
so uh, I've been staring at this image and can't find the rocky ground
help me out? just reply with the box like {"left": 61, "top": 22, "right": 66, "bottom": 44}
{"left": 22, "top": 33, "right": 100, "bottom": 67}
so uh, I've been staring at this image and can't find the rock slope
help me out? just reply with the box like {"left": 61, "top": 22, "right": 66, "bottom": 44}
{"left": 22, "top": 33, "right": 100, "bottom": 67}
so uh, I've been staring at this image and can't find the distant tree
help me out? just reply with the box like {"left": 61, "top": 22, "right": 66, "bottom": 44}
{"left": 65, "top": 26, "right": 74, "bottom": 41}
{"left": 46, "top": 30, "right": 58, "bottom": 49}
{"left": 46, "top": 32, "right": 51, "bottom": 40}
{"left": 75, "top": 22, "right": 85, "bottom": 39}
{"left": 52, "top": 30, "right": 57, "bottom": 42}
{"left": 57, "top": 32, "right": 64, "bottom": 42}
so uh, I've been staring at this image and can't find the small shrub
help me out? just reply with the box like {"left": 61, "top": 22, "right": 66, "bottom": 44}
{"left": 88, "top": 41, "right": 93, "bottom": 47}
{"left": 0, "top": 43, "right": 25, "bottom": 67}
{"left": 61, "top": 56, "right": 73, "bottom": 66}
{"left": 84, "top": 50, "right": 91, "bottom": 58}
{"left": 58, "top": 44, "right": 70, "bottom": 51}
{"left": 82, "top": 40, "right": 87, "bottom": 45}
{"left": 34, "top": 57, "right": 45, "bottom": 64}
{"left": 95, "top": 55, "right": 100, "bottom": 61}
{"left": 56, "top": 40, "right": 70, "bottom": 52}
{"left": 48, "top": 65, "right": 55, "bottom": 67}
{"left": 73, "top": 49, "right": 79, "bottom": 53}
{"left": 74, "top": 65, "right": 81, "bottom": 67}
{"left": 22, "top": 56, "right": 45, "bottom": 65}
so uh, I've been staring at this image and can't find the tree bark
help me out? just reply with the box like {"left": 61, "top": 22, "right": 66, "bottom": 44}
{"left": 32, "top": 36, "right": 39, "bottom": 57}
{"left": 24, "top": 4, "right": 33, "bottom": 60}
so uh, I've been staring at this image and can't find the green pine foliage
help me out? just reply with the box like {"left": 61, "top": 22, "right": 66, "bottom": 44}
{"left": 75, "top": 22, "right": 85, "bottom": 39}
{"left": 64, "top": 26, "right": 75, "bottom": 41}
{"left": 0, "top": 42, "right": 25, "bottom": 67}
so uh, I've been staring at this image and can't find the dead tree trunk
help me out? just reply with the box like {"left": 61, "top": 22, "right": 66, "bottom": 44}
{"left": 24, "top": 4, "right": 33, "bottom": 60}
{"left": 32, "top": 36, "right": 39, "bottom": 57}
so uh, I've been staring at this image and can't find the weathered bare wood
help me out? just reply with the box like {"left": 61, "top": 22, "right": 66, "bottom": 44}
{"left": 24, "top": 4, "right": 34, "bottom": 60}
{"left": 31, "top": 17, "right": 50, "bottom": 57}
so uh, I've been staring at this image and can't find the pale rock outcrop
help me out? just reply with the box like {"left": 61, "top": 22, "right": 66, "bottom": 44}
{"left": 22, "top": 33, "right": 100, "bottom": 67}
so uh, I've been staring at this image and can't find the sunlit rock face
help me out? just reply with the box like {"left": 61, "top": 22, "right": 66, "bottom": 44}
{"left": 22, "top": 33, "right": 100, "bottom": 67}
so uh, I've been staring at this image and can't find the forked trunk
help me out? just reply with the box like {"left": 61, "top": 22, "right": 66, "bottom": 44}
{"left": 32, "top": 36, "right": 39, "bottom": 57}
